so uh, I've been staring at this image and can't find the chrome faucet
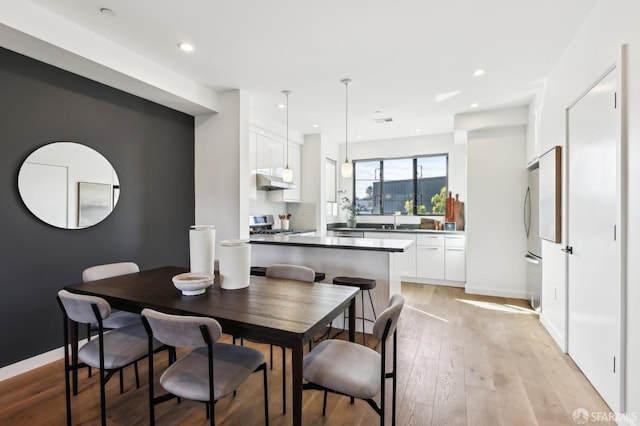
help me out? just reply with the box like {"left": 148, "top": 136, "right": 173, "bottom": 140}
{"left": 393, "top": 214, "right": 397, "bottom": 230}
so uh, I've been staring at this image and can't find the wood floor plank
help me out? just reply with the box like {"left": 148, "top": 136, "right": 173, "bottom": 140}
{"left": 431, "top": 335, "right": 467, "bottom": 426}
{"left": 465, "top": 385, "right": 501, "bottom": 426}
{"left": 0, "top": 283, "right": 616, "bottom": 426}
{"left": 490, "top": 352, "right": 538, "bottom": 426}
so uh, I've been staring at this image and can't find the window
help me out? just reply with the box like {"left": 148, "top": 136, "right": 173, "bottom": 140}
{"left": 353, "top": 154, "right": 448, "bottom": 215}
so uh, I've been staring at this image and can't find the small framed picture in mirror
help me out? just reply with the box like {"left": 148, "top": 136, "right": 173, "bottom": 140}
{"left": 78, "top": 182, "right": 112, "bottom": 227}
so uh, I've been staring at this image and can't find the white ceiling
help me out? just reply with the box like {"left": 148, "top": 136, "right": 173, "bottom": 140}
{"left": 25, "top": 0, "right": 596, "bottom": 143}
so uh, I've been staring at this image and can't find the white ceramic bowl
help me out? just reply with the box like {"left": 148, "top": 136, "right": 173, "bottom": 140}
{"left": 172, "top": 272, "right": 214, "bottom": 296}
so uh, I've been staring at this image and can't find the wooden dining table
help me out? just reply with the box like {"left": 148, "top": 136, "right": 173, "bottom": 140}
{"left": 64, "top": 266, "right": 358, "bottom": 426}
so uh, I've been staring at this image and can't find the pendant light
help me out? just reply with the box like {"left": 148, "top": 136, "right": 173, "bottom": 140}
{"left": 340, "top": 79, "right": 353, "bottom": 178}
{"left": 282, "top": 90, "right": 294, "bottom": 182}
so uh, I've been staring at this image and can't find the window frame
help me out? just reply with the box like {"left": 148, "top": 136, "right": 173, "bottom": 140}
{"left": 352, "top": 153, "right": 449, "bottom": 216}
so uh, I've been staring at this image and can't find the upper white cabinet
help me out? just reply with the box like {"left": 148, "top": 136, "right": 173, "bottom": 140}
{"left": 256, "top": 133, "right": 284, "bottom": 177}
{"left": 249, "top": 131, "right": 257, "bottom": 200}
{"left": 526, "top": 102, "right": 542, "bottom": 166}
{"left": 251, "top": 128, "right": 303, "bottom": 202}
{"left": 268, "top": 144, "right": 302, "bottom": 202}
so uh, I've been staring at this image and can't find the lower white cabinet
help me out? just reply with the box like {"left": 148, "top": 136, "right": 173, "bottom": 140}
{"left": 357, "top": 230, "right": 465, "bottom": 283}
{"left": 416, "top": 234, "right": 445, "bottom": 280}
{"left": 394, "top": 234, "right": 416, "bottom": 278}
{"left": 444, "top": 235, "right": 466, "bottom": 282}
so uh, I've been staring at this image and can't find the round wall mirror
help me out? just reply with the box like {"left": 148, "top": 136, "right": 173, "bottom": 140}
{"left": 18, "top": 142, "right": 120, "bottom": 229}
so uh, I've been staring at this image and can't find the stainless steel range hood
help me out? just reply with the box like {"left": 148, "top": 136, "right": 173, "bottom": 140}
{"left": 256, "top": 173, "right": 295, "bottom": 190}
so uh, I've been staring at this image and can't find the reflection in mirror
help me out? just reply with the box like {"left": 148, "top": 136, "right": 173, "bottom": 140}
{"left": 18, "top": 142, "right": 120, "bottom": 229}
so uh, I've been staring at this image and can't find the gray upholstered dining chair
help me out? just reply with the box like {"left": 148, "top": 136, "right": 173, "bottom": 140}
{"left": 82, "top": 262, "right": 141, "bottom": 329}
{"left": 265, "top": 263, "right": 316, "bottom": 283}
{"left": 82, "top": 262, "right": 143, "bottom": 387}
{"left": 302, "top": 293, "right": 405, "bottom": 426}
{"left": 141, "top": 308, "right": 269, "bottom": 426}
{"left": 57, "top": 289, "right": 164, "bottom": 426}
{"left": 264, "top": 263, "right": 315, "bottom": 414}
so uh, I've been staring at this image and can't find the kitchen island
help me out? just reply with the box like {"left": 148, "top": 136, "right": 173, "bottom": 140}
{"left": 249, "top": 234, "right": 413, "bottom": 334}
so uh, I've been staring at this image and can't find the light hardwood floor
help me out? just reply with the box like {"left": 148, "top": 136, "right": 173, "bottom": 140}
{"left": 0, "top": 283, "right": 614, "bottom": 425}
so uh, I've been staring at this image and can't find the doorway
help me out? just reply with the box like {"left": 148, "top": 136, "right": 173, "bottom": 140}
{"left": 566, "top": 67, "right": 622, "bottom": 411}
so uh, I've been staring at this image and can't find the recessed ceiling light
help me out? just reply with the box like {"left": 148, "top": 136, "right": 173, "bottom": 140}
{"left": 277, "top": 103, "right": 286, "bottom": 109}
{"left": 178, "top": 42, "right": 194, "bottom": 52}
{"left": 99, "top": 8, "right": 115, "bottom": 17}
{"left": 312, "top": 124, "right": 319, "bottom": 128}
{"left": 470, "top": 103, "right": 479, "bottom": 108}
{"left": 473, "top": 69, "right": 485, "bottom": 76}
{"left": 356, "top": 135, "right": 362, "bottom": 139}
{"left": 415, "top": 128, "right": 421, "bottom": 132}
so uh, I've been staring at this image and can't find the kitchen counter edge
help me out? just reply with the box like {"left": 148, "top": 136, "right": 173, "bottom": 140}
{"left": 328, "top": 227, "right": 465, "bottom": 235}
{"left": 249, "top": 235, "right": 411, "bottom": 252}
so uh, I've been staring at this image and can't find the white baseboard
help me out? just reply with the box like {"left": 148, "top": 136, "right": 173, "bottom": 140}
{"left": 539, "top": 313, "right": 566, "bottom": 352}
{"left": 0, "top": 346, "right": 65, "bottom": 382}
{"left": 464, "top": 285, "right": 528, "bottom": 300}
{"left": 401, "top": 277, "right": 465, "bottom": 288}
{"left": 619, "top": 416, "right": 638, "bottom": 426}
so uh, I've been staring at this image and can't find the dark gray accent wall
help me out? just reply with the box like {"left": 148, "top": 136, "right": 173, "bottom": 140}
{"left": 0, "top": 47, "right": 195, "bottom": 368}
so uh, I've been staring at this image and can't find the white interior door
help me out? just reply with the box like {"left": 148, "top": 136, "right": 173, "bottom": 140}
{"left": 567, "top": 68, "right": 621, "bottom": 410}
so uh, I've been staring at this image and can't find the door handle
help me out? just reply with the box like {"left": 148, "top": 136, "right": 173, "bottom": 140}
{"left": 525, "top": 255, "right": 540, "bottom": 265}
{"left": 561, "top": 246, "right": 573, "bottom": 254}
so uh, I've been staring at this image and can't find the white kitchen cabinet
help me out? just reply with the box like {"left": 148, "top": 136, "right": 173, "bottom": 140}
{"left": 526, "top": 104, "right": 541, "bottom": 166}
{"left": 394, "top": 234, "right": 416, "bottom": 278}
{"left": 444, "top": 235, "right": 466, "bottom": 282}
{"left": 363, "top": 232, "right": 416, "bottom": 279}
{"left": 256, "top": 133, "right": 284, "bottom": 177}
{"left": 249, "top": 131, "right": 257, "bottom": 199}
{"left": 268, "top": 144, "right": 301, "bottom": 202}
{"left": 335, "top": 230, "right": 463, "bottom": 284}
{"left": 417, "top": 234, "right": 445, "bottom": 280}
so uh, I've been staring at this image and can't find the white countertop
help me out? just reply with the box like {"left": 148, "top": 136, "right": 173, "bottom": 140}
{"left": 249, "top": 234, "right": 413, "bottom": 252}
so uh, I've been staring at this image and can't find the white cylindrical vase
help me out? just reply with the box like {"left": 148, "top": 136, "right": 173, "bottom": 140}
{"left": 219, "top": 239, "right": 251, "bottom": 290}
{"left": 189, "top": 225, "right": 216, "bottom": 274}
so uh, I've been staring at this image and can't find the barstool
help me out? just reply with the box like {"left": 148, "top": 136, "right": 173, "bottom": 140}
{"left": 332, "top": 276, "right": 377, "bottom": 345}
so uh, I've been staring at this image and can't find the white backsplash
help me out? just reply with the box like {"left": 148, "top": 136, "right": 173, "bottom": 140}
{"left": 249, "top": 192, "right": 287, "bottom": 219}
{"left": 249, "top": 193, "right": 316, "bottom": 230}
{"left": 287, "top": 203, "right": 316, "bottom": 230}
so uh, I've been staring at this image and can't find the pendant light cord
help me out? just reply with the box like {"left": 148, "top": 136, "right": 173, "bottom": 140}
{"left": 344, "top": 80, "right": 349, "bottom": 162}
{"left": 285, "top": 91, "right": 290, "bottom": 168}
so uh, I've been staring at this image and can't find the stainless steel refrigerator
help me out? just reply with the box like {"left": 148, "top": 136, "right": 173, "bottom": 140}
{"left": 524, "top": 167, "right": 542, "bottom": 311}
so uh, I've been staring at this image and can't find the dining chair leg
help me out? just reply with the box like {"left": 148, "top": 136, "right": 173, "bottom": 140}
{"left": 99, "top": 361, "right": 107, "bottom": 425}
{"left": 361, "top": 291, "right": 366, "bottom": 346}
{"left": 270, "top": 344, "right": 274, "bottom": 370}
{"left": 134, "top": 361, "right": 140, "bottom": 388}
{"left": 261, "top": 363, "right": 269, "bottom": 426}
{"left": 322, "top": 390, "right": 328, "bottom": 415}
{"left": 61, "top": 314, "right": 72, "bottom": 426}
{"left": 119, "top": 368, "right": 124, "bottom": 394}
{"left": 282, "top": 346, "right": 286, "bottom": 414}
